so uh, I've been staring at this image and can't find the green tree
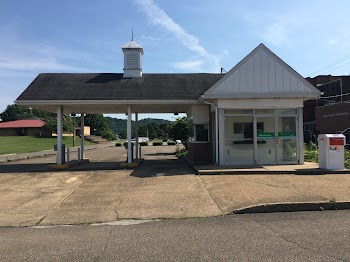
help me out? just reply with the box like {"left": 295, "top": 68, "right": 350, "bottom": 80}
{"left": 84, "top": 114, "right": 111, "bottom": 135}
{"left": 1, "top": 104, "right": 34, "bottom": 121}
{"left": 0, "top": 104, "right": 72, "bottom": 133}
{"left": 168, "top": 117, "right": 189, "bottom": 143}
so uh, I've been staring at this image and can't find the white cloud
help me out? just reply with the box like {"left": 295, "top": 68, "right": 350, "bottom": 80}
{"left": 260, "top": 23, "right": 290, "bottom": 48}
{"left": 172, "top": 60, "right": 204, "bottom": 71}
{"left": 141, "top": 35, "right": 160, "bottom": 41}
{"left": 0, "top": 22, "right": 96, "bottom": 73}
{"left": 0, "top": 57, "right": 90, "bottom": 72}
{"left": 135, "top": 0, "right": 220, "bottom": 72}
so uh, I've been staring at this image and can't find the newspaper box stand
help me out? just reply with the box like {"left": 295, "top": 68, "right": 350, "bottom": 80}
{"left": 318, "top": 134, "right": 345, "bottom": 170}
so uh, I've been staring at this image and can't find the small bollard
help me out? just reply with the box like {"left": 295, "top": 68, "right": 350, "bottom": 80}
{"left": 77, "top": 148, "right": 81, "bottom": 160}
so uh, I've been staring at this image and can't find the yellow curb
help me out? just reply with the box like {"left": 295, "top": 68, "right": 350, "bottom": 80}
{"left": 119, "top": 162, "right": 139, "bottom": 168}
{"left": 48, "top": 164, "right": 70, "bottom": 169}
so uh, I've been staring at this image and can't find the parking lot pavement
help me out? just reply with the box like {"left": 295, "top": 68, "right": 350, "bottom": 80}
{"left": 0, "top": 145, "right": 222, "bottom": 226}
{"left": 1, "top": 145, "right": 350, "bottom": 226}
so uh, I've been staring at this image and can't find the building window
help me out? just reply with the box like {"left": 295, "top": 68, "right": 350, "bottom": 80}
{"left": 193, "top": 124, "right": 208, "bottom": 141}
{"left": 233, "top": 122, "right": 264, "bottom": 139}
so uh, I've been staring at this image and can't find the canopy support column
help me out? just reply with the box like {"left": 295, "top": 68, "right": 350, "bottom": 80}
{"left": 298, "top": 107, "right": 304, "bottom": 164}
{"left": 56, "top": 106, "right": 63, "bottom": 165}
{"left": 127, "top": 106, "right": 132, "bottom": 163}
{"left": 135, "top": 113, "right": 139, "bottom": 159}
{"left": 80, "top": 113, "right": 85, "bottom": 160}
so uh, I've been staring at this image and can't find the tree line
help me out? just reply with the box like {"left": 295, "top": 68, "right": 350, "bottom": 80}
{"left": 0, "top": 104, "right": 186, "bottom": 141}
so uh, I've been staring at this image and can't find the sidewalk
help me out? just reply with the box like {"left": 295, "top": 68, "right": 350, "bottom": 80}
{"left": 0, "top": 145, "right": 350, "bottom": 227}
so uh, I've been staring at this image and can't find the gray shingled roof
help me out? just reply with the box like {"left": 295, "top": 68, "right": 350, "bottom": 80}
{"left": 17, "top": 73, "right": 223, "bottom": 101}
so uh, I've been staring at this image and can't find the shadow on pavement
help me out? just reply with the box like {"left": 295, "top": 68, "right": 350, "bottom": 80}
{"left": 143, "top": 152, "right": 176, "bottom": 157}
{"left": 0, "top": 161, "right": 123, "bottom": 173}
{"left": 130, "top": 158, "right": 194, "bottom": 178}
{"left": 0, "top": 163, "right": 51, "bottom": 173}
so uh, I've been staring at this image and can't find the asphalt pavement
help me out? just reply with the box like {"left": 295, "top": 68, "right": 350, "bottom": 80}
{"left": 0, "top": 210, "right": 349, "bottom": 261}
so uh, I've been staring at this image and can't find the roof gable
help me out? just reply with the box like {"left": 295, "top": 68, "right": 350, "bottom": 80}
{"left": 203, "top": 43, "right": 321, "bottom": 99}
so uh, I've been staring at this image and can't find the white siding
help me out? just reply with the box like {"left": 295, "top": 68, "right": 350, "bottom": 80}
{"left": 253, "top": 52, "right": 262, "bottom": 92}
{"left": 268, "top": 57, "right": 276, "bottom": 92}
{"left": 239, "top": 63, "right": 247, "bottom": 92}
{"left": 261, "top": 50, "right": 269, "bottom": 92}
{"left": 218, "top": 98, "right": 303, "bottom": 109}
{"left": 246, "top": 57, "right": 254, "bottom": 92}
{"left": 203, "top": 44, "right": 320, "bottom": 99}
{"left": 189, "top": 105, "right": 209, "bottom": 124}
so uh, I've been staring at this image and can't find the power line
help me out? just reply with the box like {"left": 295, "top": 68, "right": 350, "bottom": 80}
{"left": 308, "top": 52, "right": 350, "bottom": 76}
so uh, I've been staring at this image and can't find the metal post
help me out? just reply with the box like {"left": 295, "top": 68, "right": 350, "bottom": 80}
{"left": 135, "top": 112, "right": 139, "bottom": 159}
{"left": 57, "top": 106, "right": 63, "bottom": 165}
{"left": 127, "top": 106, "right": 132, "bottom": 163}
{"left": 80, "top": 113, "right": 85, "bottom": 160}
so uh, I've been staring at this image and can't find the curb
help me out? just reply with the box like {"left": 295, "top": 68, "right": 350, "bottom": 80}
{"left": 48, "top": 159, "right": 90, "bottom": 169}
{"left": 198, "top": 170, "right": 350, "bottom": 175}
{"left": 233, "top": 201, "right": 350, "bottom": 214}
{"left": 0, "top": 143, "right": 115, "bottom": 163}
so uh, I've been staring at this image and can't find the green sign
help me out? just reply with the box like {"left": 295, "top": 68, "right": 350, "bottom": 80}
{"left": 257, "top": 132, "right": 274, "bottom": 138}
{"left": 278, "top": 131, "right": 296, "bottom": 137}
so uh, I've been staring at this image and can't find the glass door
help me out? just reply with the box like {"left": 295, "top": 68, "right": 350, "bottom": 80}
{"left": 256, "top": 117, "right": 276, "bottom": 164}
{"left": 256, "top": 115, "right": 297, "bottom": 164}
{"left": 276, "top": 116, "right": 297, "bottom": 163}
{"left": 224, "top": 116, "right": 254, "bottom": 165}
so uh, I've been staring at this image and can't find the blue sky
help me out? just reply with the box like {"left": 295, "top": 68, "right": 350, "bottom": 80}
{"left": 1, "top": 0, "right": 350, "bottom": 120}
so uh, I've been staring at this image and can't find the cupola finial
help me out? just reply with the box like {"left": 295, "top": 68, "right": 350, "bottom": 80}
{"left": 131, "top": 27, "right": 134, "bottom": 41}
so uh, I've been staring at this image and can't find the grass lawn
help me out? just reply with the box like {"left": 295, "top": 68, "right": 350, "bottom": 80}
{"left": 0, "top": 136, "right": 94, "bottom": 155}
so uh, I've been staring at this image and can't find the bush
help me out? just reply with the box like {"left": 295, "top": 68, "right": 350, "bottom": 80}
{"left": 140, "top": 141, "right": 148, "bottom": 146}
{"left": 305, "top": 142, "right": 317, "bottom": 151}
{"left": 176, "top": 148, "right": 188, "bottom": 157}
{"left": 101, "top": 130, "right": 116, "bottom": 141}
{"left": 167, "top": 141, "right": 176, "bottom": 145}
{"left": 152, "top": 141, "right": 163, "bottom": 146}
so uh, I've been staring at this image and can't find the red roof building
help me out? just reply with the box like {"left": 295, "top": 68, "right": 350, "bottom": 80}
{"left": 0, "top": 119, "right": 45, "bottom": 128}
{"left": 0, "top": 119, "right": 51, "bottom": 137}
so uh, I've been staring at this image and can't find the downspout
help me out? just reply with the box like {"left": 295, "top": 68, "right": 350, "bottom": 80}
{"left": 202, "top": 99, "right": 219, "bottom": 165}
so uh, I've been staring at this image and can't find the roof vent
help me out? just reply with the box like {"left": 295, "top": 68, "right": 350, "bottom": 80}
{"left": 122, "top": 38, "right": 144, "bottom": 78}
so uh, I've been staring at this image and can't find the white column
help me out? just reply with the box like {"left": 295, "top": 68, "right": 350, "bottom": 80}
{"left": 218, "top": 108, "right": 225, "bottom": 165}
{"left": 215, "top": 107, "right": 219, "bottom": 165}
{"left": 253, "top": 115, "right": 257, "bottom": 164}
{"left": 298, "top": 107, "right": 304, "bottom": 164}
{"left": 57, "top": 106, "right": 63, "bottom": 165}
{"left": 80, "top": 113, "right": 85, "bottom": 160}
{"left": 135, "top": 113, "right": 139, "bottom": 159}
{"left": 127, "top": 106, "right": 132, "bottom": 163}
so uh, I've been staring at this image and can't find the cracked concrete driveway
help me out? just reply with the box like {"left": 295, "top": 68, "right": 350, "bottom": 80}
{"left": 1, "top": 145, "right": 350, "bottom": 226}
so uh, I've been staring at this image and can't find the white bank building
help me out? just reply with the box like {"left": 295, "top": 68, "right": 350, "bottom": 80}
{"left": 16, "top": 40, "right": 320, "bottom": 166}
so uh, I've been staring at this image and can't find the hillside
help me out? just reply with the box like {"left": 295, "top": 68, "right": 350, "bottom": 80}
{"left": 106, "top": 117, "right": 171, "bottom": 135}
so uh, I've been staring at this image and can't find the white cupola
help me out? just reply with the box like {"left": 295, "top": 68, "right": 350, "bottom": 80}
{"left": 122, "top": 36, "right": 144, "bottom": 78}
